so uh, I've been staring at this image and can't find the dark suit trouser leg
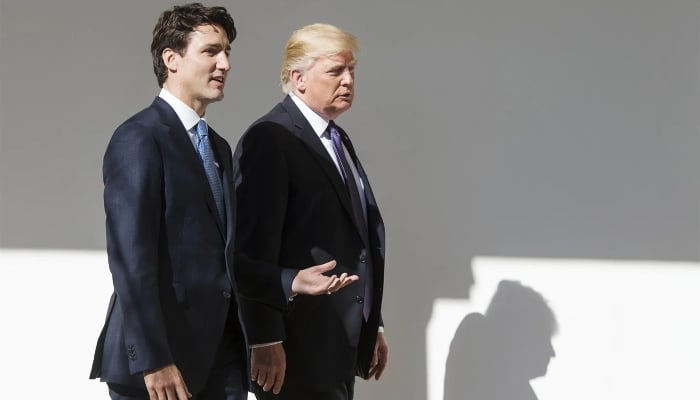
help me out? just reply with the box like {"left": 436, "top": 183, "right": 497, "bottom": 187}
{"left": 108, "top": 383, "right": 149, "bottom": 400}
{"left": 252, "top": 378, "right": 354, "bottom": 400}
{"left": 197, "top": 309, "right": 248, "bottom": 400}
{"left": 196, "top": 358, "right": 248, "bottom": 400}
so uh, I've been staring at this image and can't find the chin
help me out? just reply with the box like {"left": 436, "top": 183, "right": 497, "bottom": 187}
{"left": 335, "top": 103, "right": 352, "bottom": 114}
{"left": 209, "top": 92, "right": 225, "bottom": 102}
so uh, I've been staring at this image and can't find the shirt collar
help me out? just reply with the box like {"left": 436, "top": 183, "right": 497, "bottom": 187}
{"left": 289, "top": 93, "right": 330, "bottom": 139}
{"left": 159, "top": 88, "right": 206, "bottom": 132}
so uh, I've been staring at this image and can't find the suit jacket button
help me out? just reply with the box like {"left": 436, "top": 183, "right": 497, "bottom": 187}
{"left": 356, "top": 295, "right": 364, "bottom": 304}
{"left": 359, "top": 256, "right": 367, "bottom": 263}
{"left": 222, "top": 291, "right": 231, "bottom": 299}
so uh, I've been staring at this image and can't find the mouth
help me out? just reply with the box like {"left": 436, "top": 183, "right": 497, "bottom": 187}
{"left": 211, "top": 76, "right": 226, "bottom": 86}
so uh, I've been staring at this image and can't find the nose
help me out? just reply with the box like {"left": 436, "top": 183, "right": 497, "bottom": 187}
{"left": 217, "top": 53, "right": 231, "bottom": 72}
{"left": 341, "top": 69, "right": 353, "bottom": 86}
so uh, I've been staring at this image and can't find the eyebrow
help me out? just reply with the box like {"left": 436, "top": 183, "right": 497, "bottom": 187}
{"left": 327, "top": 60, "right": 356, "bottom": 68}
{"left": 203, "top": 43, "right": 231, "bottom": 52}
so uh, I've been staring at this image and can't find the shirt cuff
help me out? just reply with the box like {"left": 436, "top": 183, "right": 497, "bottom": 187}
{"left": 378, "top": 326, "right": 384, "bottom": 333}
{"left": 250, "top": 341, "right": 283, "bottom": 349}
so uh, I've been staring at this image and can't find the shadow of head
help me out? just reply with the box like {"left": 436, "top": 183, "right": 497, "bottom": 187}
{"left": 486, "top": 280, "right": 558, "bottom": 379}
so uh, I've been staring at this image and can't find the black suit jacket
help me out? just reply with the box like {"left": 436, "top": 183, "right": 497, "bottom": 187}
{"left": 90, "top": 97, "right": 245, "bottom": 394}
{"left": 233, "top": 96, "right": 385, "bottom": 391}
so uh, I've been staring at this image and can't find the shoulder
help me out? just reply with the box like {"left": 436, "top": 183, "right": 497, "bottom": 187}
{"left": 110, "top": 102, "right": 170, "bottom": 143}
{"left": 251, "top": 101, "right": 293, "bottom": 129}
{"left": 105, "top": 102, "right": 171, "bottom": 162}
{"left": 240, "top": 102, "right": 295, "bottom": 144}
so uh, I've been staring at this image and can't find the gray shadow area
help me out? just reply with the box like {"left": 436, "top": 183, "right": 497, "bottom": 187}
{"left": 444, "top": 281, "right": 557, "bottom": 400}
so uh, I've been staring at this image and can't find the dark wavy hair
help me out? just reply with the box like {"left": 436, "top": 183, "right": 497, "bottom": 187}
{"left": 151, "top": 3, "right": 237, "bottom": 87}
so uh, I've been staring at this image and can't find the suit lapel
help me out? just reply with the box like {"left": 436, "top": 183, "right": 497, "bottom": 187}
{"left": 343, "top": 131, "right": 384, "bottom": 250}
{"left": 208, "top": 129, "right": 230, "bottom": 240}
{"left": 152, "top": 97, "right": 226, "bottom": 240}
{"left": 335, "top": 126, "right": 374, "bottom": 246}
{"left": 281, "top": 96, "right": 369, "bottom": 246}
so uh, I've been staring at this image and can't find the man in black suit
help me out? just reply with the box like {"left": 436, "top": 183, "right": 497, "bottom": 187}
{"left": 233, "top": 23, "right": 389, "bottom": 400}
{"left": 90, "top": 4, "right": 247, "bottom": 399}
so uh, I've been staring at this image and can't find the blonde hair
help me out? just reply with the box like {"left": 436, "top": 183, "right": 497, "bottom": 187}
{"left": 280, "top": 23, "right": 359, "bottom": 93}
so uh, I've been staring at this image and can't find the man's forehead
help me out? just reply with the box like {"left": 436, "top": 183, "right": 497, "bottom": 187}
{"left": 320, "top": 53, "right": 356, "bottom": 65}
{"left": 193, "top": 23, "right": 221, "bottom": 34}
{"left": 188, "top": 24, "right": 230, "bottom": 47}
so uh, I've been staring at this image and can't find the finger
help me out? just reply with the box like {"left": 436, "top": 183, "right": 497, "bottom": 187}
{"left": 251, "top": 366, "right": 259, "bottom": 381}
{"left": 374, "top": 360, "right": 387, "bottom": 380}
{"left": 175, "top": 381, "right": 191, "bottom": 400}
{"left": 367, "top": 364, "right": 377, "bottom": 380}
{"left": 165, "top": 386, "right": 178, "bottom": 400}
{"left": 343, "top": 274, "right": 360, "bottom": 284}
{"left": 262, "top": 372, "right": 275, "bottom": 392}
{"left": 156, "top": 388, "right": 166, "bottom": 400}
{"left": 257, "top": 371, "right": 268, "bottom": 388}
{"left": 336, "top": 273, "right": 349, "bottom": 288}
{"left": 326, "top": 276, "right": 340, "bottom": 291}
{"left": 374, "top": 354, "right": 387, "bottom": 380}
{"left": 147, "top": 387, "right": 158, "bottom": 400}
{"left": 367, "top": 348, "right": 379, "bottom": 378}
{"left": 337, "top": 275, "right": 359, "bottom": 290}
{"left": 273, "top": 367, "right": 285, "bottom": 394}
{"left": 376, "top": 344, "right": 389, "bottom": 380}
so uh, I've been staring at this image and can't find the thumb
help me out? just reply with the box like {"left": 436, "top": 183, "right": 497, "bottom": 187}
{"left": 310, "top": 260, "right": 336, "bottom": 274}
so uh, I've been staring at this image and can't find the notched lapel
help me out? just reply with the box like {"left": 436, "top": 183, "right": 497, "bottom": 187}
{"left": 281, "top": 97, "right": 369, "bottom": 245}
{"left": 152, "top": 98, "right": 226, "bottom": 240}
{"left": 281, "top": 98, "right": 358, "bottom": 228}
{"left": 208, "top": 131, "right": 231, "bottom": 240}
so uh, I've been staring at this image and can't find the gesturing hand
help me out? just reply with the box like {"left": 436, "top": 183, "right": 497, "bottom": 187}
{"left": 143, "top": 363, "right": 192, "bottom": 400}
{"left": 252, "top": 343, "right": 286, "bottom": 394}
{"left": 291, "top": 260, "right": 359, "bottom": 296}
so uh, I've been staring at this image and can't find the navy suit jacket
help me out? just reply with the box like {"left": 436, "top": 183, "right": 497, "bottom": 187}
{"left": 233, "top": 96, "right": 386, "bottom": 391}
{"left": 90, "top": 97, "right": 245, "bottom": 394}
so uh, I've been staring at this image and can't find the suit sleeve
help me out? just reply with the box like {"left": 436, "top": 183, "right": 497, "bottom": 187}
{"left": 103, "top": 122, "right": 173, "bottom": 374}
{"left": 233, "top": 123, "right": 290, "bottom": 344}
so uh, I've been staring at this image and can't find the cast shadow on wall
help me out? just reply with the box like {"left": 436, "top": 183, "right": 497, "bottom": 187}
{"left": 444, "top": 280, "right": 557, "bottom": 400}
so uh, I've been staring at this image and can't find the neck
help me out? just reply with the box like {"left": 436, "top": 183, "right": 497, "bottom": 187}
{"left": 163, "top": 84, "right": 207, "bottom": 116}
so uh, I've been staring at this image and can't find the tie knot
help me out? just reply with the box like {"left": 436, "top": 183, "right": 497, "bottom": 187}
{"left": 196, "top": 119, "right": 208, "bottom": 138}
{"left": 327, "top": 121, "right": 340, "bottom": 140}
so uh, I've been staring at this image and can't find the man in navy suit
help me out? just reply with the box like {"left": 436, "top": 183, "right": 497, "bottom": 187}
{"left": 233, "top": 23, "right": 389, "bottom": 400}
{"left": 90, "top": 4, "right": 246, "bottom": 399}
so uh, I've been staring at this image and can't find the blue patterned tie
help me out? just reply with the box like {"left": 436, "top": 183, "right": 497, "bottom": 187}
{"left": 196, "top": 119, "right": 225, "bottom": 225}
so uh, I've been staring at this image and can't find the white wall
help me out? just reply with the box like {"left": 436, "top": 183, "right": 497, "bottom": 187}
{"left": 3, "top": 251, "right": 698, "bottom": 399}
{"left": 429, "top": 257, "right": 700, "bottom": 400}
{"left": 0, "top": 250, "right": 111, "bottom": 398}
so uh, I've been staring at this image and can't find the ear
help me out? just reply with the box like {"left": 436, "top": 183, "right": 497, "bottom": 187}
{"left": 162, "top": 48, "right": 179, "bottom": 73}
{"left": 290, "top": 69, "right": 306, "bottom": 93}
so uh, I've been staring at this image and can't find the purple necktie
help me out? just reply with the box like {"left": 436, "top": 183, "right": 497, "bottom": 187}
{"left": 328, "top": 121, "right": 372, "bottom": 319}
